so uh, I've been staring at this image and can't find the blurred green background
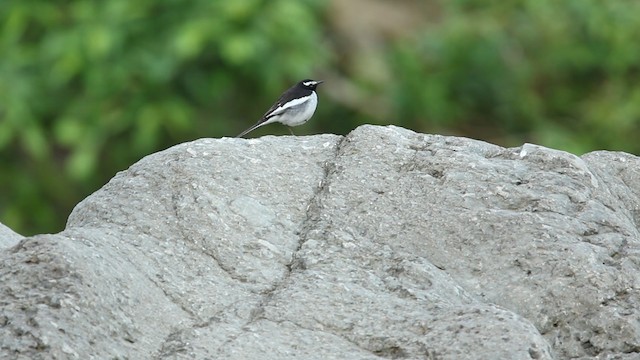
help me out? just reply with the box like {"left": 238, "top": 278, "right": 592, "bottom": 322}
{"left": 2, "top": 0, "right": 639, "bottom": 236}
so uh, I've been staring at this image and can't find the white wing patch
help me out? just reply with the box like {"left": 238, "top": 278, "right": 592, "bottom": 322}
{"left": 264, "top": 94, "right": 312, "bottom": 119}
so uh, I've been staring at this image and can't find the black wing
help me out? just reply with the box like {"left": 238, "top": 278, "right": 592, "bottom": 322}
{"left": 260, "top": 83, "right": 303, "bottom": 121}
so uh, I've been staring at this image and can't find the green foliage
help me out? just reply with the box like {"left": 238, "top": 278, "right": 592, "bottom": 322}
{"left": 390, "top": 0, "right": 640, "bottom": 153}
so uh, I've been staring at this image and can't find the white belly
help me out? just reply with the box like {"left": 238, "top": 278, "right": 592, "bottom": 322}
{"left": 275, "top": 92, "right": 318, "bottom": 127}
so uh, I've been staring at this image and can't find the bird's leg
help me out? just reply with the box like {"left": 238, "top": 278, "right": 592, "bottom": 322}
{"left": 288, "top": 128, "right": 295, "bottom": 136}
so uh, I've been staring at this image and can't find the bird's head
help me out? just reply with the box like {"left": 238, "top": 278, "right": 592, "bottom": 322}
{"left": 300, "top": 79, "right": 323, "bottom": 90}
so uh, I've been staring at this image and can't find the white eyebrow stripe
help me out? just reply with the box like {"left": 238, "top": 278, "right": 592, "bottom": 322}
{"left": 303, "top": 81, "right": 315, "bottom": 86}
{"left": 265, "top": 94, "right": 312, "bottom": 118}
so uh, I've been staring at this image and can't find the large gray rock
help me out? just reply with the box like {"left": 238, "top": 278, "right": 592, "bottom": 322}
{"left": 2, "top": 125, "right": 640, "bottom": 359}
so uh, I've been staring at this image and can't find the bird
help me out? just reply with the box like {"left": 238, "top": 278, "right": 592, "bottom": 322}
{"left": 236, "top": 79, "right": 323, "bottom": 138}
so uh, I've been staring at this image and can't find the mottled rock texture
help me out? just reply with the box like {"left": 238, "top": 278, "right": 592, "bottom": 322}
{"left": 3, "top": 125, "right": 640, "bottom": 359}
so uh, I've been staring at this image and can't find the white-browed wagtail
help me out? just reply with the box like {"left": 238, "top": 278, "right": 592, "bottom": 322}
{"left": 236, "top": 79, "right": 323, "bottom": 138}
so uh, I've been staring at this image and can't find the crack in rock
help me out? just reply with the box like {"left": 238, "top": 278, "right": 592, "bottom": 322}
{"left": 213, "top": 135, "right": 351, "bottom": 354}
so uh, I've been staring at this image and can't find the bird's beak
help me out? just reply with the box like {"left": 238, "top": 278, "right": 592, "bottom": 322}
{"left": 315, "top": 80, "right": 324, "bottom": 85}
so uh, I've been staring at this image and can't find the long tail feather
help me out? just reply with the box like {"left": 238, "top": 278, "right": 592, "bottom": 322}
{"left": 236, "top": 120, "right": 265, "bottom": 138}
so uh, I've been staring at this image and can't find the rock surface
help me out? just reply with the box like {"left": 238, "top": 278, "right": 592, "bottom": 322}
{"left": 2, "top": 125, "right": 640, "bottom": 359}
{"left": 0, "top": 222, "right": 22, "bottom": 249}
